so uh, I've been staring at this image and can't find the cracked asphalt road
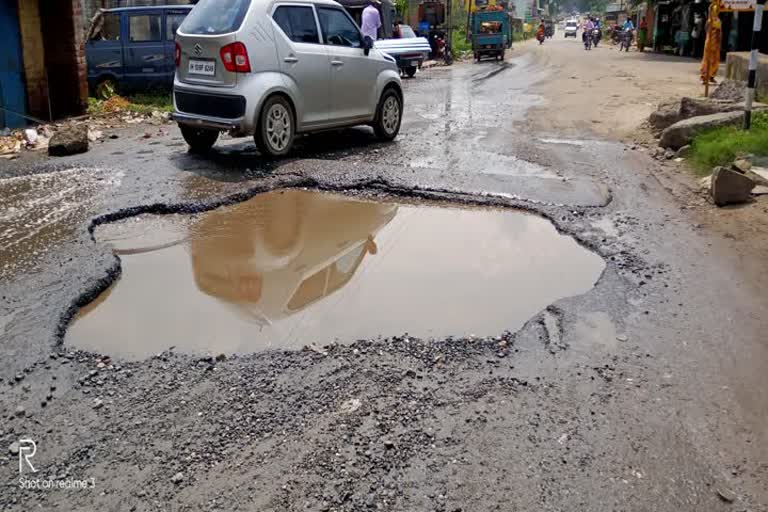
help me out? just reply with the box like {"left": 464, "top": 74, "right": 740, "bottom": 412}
{"left": 1, "top": 41, "right": 767, "bottom": 511}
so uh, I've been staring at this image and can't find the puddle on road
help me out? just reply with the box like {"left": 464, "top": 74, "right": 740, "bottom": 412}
{"left": 66, "top": 189, "right": 605, "bottom": 359}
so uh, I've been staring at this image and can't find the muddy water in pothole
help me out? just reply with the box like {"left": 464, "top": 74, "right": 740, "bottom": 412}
{"left": 65, "top": 189, "right": 605, "bottom": 359}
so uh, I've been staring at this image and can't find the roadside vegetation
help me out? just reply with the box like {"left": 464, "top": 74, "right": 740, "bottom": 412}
{"left": 689, "top": 112, "right": 768, "bottom": 174}
{"left": 88, "top": 92, "right": 173, "bottom": 116}
{"left": 452, "top": 28, "right": 473, "bottom": 57}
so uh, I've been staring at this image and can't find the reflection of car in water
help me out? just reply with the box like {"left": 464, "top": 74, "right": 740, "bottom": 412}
{"left": 189, "top": 190, "right": 398, "bottom": 324}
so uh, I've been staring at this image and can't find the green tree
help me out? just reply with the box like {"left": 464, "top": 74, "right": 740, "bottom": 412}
{"left": 395, "top": 0, "right": 409, "bottom": 20}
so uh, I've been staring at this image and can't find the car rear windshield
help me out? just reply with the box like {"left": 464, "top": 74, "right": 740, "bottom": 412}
{"left": 400, "top": 25, "right": 416, "bottom": 38}
{"left": 180, "top": 0, "right": 251, "bottom": 35}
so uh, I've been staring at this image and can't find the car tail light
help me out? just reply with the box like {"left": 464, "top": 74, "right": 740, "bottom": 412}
{"left": 220, "top": 42, "right": 251, "bottom": 73}
{"left": 174, "top": 42, "right": 181, "bottom": 67}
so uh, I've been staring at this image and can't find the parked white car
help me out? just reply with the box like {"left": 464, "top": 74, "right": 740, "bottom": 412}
{"left": 172, "top": 0, "right": 404, "bottom": 156}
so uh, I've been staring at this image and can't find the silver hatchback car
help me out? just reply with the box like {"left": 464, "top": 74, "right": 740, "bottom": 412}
{"left": 172, "top": 0, "right": 403, "bottom": 156}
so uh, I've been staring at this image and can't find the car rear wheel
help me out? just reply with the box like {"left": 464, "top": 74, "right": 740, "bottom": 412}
{"left": 404, "top": 66, "right": 417, "bottom": 78}
{"left": 373, "top": 89, "right": 402, "bottom": 141}
{"left": 179, "top": 124, "right": 219, "bottom": 153}
{"left": 255, "top": 96, "right": 295, "bottom": 157}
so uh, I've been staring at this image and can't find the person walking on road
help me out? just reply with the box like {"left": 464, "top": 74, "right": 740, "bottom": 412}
{"left": 700, "top": 0, "right": 722, "bottom": 84}
{"left": 361, "top": 0, "right": 382, "bottom": 41}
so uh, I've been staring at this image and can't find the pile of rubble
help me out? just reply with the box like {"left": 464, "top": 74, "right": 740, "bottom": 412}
{"left": 705, "top": 157, "right": 768, "bottom": 206}
{"left": 0, "top": 126, "right": 51, "bottom": 159}
{"left": 0, "top": 100, "right": 171, "bottom": 160}
{"left": 645, "top": 80, "right": 768, "bottom": 207}
{"left": 649, "top": 80, "right": 764, "bottom": 151}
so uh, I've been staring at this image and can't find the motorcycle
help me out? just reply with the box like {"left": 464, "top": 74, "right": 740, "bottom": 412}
{"left": 610, "top": 26, "right": 622, "bottom": 44}
{"left": 431, "top": 34, "right": 453, "bottom": 65}
{"left": 537, "top": 31, "right": 545, "bottom": 44}
{"left": 583, "top": 29, "right": 592, "bottom": 50}
{"left": 592, "top": 27, "right": 601, "bottom": 47}
{"left": 619, "top": 29, "right": 633, "bottom": 52}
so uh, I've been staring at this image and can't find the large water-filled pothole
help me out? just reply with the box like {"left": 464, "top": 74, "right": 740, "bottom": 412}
{"left": 66, "top": 189, "right": 605, "bottom": 359}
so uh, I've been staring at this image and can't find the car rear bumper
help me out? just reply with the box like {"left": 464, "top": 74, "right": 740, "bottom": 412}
{"left": 173, "top": 87, "right": 247, "bottom": 132}
{"left": 172, "top": 112, "right": 243, "bottom": 131}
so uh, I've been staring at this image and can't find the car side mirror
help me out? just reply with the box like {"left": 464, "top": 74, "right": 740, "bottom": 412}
{"left": 363, "top": 36, "right": 373, "bottom": 55}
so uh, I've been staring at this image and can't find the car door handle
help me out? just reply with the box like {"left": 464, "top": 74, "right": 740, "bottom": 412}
{"left": 284, "top": 56, "right": 299, "bottom": 63}
{"left": 331, "top": 60, "right": 344, "bottom": 66}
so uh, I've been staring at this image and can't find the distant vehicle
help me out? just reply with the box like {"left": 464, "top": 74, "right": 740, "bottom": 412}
{"left": 86, "top": 6, "right": 192, "bottom": 99}
{"left": 172, "top": 0, "right": 403, "bottom": 156}
{"left": 377, "top": 25, "right": 431, "bottom": 78}
{"left": 544, "top": 20, "right": 555, "bottom": 38}
{"left": 564, "top": 19, "right": 578, "bottom": 38}
{"left": 468, "top": 7, "right": 512, "bottom": 62}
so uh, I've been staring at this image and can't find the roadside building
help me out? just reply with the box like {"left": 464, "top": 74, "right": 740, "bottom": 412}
{"left": 604, "top": 1, "right": 629, "bottom": 27}
{"left": 645, "top": 0, "right": 768, "bottom": 57}
{"left": 0, "top": 0, "right": 88, "bottom": 129}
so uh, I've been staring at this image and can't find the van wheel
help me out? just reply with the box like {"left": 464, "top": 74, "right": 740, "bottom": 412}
{"left": 404, "top": 66, "right": 417, "bottom": 78}
{"left": 95, "top": 77, "right": 118, "bottom": 100}
{"left": 373, "top": 89, "right": 402, "bottom": 141}
{"left": 179, "top": 124, "right": 219, "bottom": 153}
{"left": 255, "top": 96, "right": 295, "bottom": 157}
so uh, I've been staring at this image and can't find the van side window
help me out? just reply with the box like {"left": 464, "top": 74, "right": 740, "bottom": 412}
{"left": 129, "top": 14, "right": 162, "bottom": 42}
{"left": 166, "top": 13, "right": 187, "bottom": 40}
{"left": 89, "top": 13, "right": 121, "bottom": 41}
{"left": 272, "top": 6, "right": 320, "bottom": 44}
{"left": 317, "top": 8, "right": 361, "bottom": 48}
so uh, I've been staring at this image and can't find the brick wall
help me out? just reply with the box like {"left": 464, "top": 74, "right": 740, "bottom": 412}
{"left": 16, "top": 0, "right": 49, "bottom": 120}
{"left": 40, "top": 0, "right": 88, "bottom": 119}
{"left": 82, "top": 0, "right": 106, "bottom": 28}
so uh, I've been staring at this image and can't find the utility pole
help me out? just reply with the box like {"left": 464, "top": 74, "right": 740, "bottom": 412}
{"left": 744, "top": 0, "right": 766, "bottom": 129}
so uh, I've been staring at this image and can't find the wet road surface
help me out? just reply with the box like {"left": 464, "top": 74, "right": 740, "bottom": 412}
{"left": 1, "top": 43, "right": 767, "bottom": 511}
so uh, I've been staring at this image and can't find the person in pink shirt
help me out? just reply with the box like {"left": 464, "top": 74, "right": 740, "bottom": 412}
{"left": 361, "top": 0, "right": 382, "bottom": 41}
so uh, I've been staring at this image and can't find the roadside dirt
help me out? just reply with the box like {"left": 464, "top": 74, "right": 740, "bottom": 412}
{"left": 523, "top": 36, "right": 701, "bottom": 141}
{"left": 519, "top": 36, "right": 768, "bottom": 299}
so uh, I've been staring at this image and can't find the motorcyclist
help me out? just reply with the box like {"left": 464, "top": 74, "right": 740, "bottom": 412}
{"left": 621, "top": 17, "right": 635, "bottom": 49}
{"left": 536, "top": 22, "right": 546, "bottom": 44}
{"left": 582, "top": 17, "right": 595, "bottom": 44}
{"left": 593, "top": 17, "right": 602, "bottom": 46}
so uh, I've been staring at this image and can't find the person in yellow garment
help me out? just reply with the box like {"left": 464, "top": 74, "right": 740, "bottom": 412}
{"left": 700, "top": 0, "right": 722, "bottom": 84}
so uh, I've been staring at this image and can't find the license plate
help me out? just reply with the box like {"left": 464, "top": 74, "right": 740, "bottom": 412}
{"left": 188, "top": 59, "right": 215, "bottom": 76}
{"left": 409, "top": 60, "right": 420, "bottom": 67}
